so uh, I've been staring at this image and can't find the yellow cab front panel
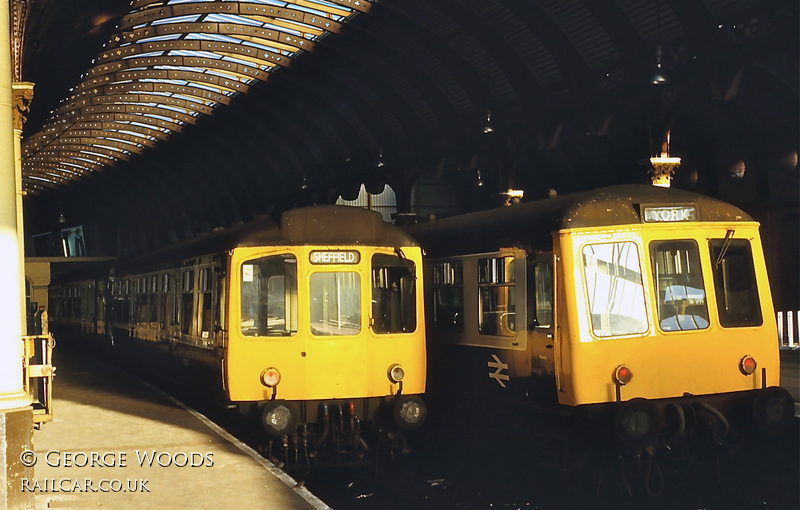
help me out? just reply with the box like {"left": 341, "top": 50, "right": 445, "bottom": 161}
{"left": 555, "top": 221, "right": 778, "bottom": 407}
{"left": 226, "top": 245, "right": 426, "bottom": 402}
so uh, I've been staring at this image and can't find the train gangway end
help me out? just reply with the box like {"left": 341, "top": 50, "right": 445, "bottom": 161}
{"left": 26, "top": 348, "right": 329, "bottom": 510}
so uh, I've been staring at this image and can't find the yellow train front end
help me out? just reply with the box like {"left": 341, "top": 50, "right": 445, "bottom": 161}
{"left": 225, "top": 242, "right": 427, "bottom": 454}
{"left": 556, "top": 213, "right": 792, "bottom": 448}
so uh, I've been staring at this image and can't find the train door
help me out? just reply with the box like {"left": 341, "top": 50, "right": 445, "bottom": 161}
{"left": 305, "top": 250, "right": 367, "bottom": 396}
{"left": 227, "top": 249, "right": 299, "bottom": 400}
{"left": 428, "top": 249, "right": 528, "bottom": 388}
{"left": 177, "top": 267, "right": 194, "bottom": 342}
{"left": 526, "top": 252, "right": 555, "bottom": 378}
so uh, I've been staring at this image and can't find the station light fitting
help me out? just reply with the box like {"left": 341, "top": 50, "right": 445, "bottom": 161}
{"left": 651, "top": 45, "right": 668, "bottom": 85}
{"left": 482, "top": 110, "right": 494, "bottom": 134}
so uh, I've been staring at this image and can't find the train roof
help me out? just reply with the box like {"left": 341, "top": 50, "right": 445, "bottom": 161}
{"left": 52, "top": 206, "right": 417, "bottom": 282}
{"left": 404, "top": 184, "right": 755, "bottom": 256}
{"left": 119, "top": 205, "right": 417, "bottom": 270}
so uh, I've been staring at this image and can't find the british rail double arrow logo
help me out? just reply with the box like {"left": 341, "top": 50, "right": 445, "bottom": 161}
{"left": 488, "top": 354, "right": 509, "bottom": 387}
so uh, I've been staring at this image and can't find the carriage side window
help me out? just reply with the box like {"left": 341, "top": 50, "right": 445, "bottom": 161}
{"left": 198, "top": 268, "right": 214, "bottom": 338}
{"left": 527, "top": 257, "right": 553, "bottom": 328}
{"left": 180, "top": 270, "right": 194, "bottom": 335}
{"left": 135, "top": 277, "right": 148, "bottom": 324}
{"left": 159, "top": 274, "right": 169, "bottom": 329}
{"left": 216, "top": 272, "right": 226, "bottom": 333}
{"left": 240, "top": 254, "right": 297, "bottom": 337}
{"left": 432, "top": 261, "right": 463, "bottom": 333}
{"left": 650, "top": 240, "right": 709, "bottom": 331}
{"left": 310, "top": 272, "right": 361, "bottom": 336}
{"left": 149, "top": 275, "right": 158, "bottom": 325}
{"left": 709, "top": 238, "right": 762, "bottom": 327}
{"left": 582, "top": 242, "right": 648, "bottom": 337}
{"left": 478, "top": 256, "right": 515, "bottom": 336}
{"left": 371, "top": 253, "right": 417, "bottom": 334}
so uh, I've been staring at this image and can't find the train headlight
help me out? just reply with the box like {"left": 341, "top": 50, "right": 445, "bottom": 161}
{"left": 260, "top": 367, "right": 281, "bottom": 387}
{"left": 614, "top": 365, "right": 633, "bottom": 385}
{"left": 260, "top": 402, "right": 296, "bottom": 437}
{"left": 752, "top": 386, "right": 794, "bottom": 435}
{"left": 739, "top": 356, "right": 757, "bottom": 375}
{"left": 388, "top": 364, "right": 405, "bottom": 383}
{"left": 393, "top": 395, "right": 427, "bottom": 430}
{"left": 614, "top": 398, "right": 661, "bottom": 450}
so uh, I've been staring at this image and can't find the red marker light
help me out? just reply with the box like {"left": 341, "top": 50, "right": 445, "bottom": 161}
{"left": 740, "top": 356, "right": 757, "bottom": 375}
{"left": 260, "top": 367, "right": 281, "bottom": 387}
{"left": 614, "top": 365, "right": 633, "bottom": 385}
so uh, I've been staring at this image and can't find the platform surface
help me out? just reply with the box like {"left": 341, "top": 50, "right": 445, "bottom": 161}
{"left": 26, "top": 348, "right": 329, "bottom": 509}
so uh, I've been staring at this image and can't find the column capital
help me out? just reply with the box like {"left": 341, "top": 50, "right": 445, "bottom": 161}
{"left": 11, "top": 81, "right": 34, "bottom": 132}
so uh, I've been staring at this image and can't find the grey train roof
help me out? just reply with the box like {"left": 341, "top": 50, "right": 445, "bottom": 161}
{"left": 404, "top": 184, "right": 755, "bottom": 256}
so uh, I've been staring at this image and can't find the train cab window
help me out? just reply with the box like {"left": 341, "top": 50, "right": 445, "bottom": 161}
{"left": 240, "top": 254, "right": 298, "bottom": 337}
{"left": 709, "top": 238, "right": 762, "bottom": 327}
{"left": 477, "top": 256, "right": 515, "bottom": 336}
{"left": 582, "top": 242, "right": 648, "bottom": 337}
{"left": 310, "top": 272, "right": 361, "bottom": 336}
{"left": 371, "top": 253, "right": 417, "bottom": 334}
{"left": 650, "top": 240, "right": 709, "bottom": 331}
{"left": 432, "top": 261, "right": 463, "bottom": 333}
{"left": 180, "top": 270, "right": 194, "bottom": 335}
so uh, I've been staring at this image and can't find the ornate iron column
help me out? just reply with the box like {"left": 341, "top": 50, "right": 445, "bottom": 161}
{"left": 1, "top": 1, "right": 34, "bottom": 508}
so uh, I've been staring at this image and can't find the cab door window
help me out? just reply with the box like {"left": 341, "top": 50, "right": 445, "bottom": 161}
{"left": 240, "top": 254, "right": 297, "bottom": 337}
{"left": 709, "top": 238, "right": 762, "bottom": 327}
{"left": 650, "top": 240, "right": 709, "bottom": 331}
{"left": 371, "top": 253, "right": 417, "bottom": 334}
{"left": 478, "top": 256, "right": 515, "bottom": 336}
{"left": 527, "top": 256, "right": 553, "bottom": 329}
{"left": 582, "top": 242, "right": 648, "bottom": 337}
{"left": 310, "top": 272, "right": 361, "bottom": 336}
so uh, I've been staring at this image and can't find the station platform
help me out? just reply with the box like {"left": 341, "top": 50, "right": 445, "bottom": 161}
{"left": 27, "top": 348, "right": 330, "bottom": 509}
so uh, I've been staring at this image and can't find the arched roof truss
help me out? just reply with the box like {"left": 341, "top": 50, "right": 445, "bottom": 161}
{"left": 21, "top": 0, "right": 370, "bottom": 194}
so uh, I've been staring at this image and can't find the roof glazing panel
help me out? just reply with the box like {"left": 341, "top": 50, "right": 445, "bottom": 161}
{"left": 22, "top": 0, "right": 370, "bottom": 193}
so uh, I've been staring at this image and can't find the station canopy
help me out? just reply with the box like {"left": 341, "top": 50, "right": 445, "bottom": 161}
{"left": 22, "top": 0, "right": 368, "bottom": 193}
{"left": 17, "top": 0, "right": 797, "bottom": 252}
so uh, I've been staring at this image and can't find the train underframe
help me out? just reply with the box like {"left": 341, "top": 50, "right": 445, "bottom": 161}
{"left": 238, "top": 394, "right": 427, "bottom": 474}
{"left": 581, "top": 385, "right": 796, "bottom": 453}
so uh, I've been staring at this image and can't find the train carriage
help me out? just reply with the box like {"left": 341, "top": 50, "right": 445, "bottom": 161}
{"left": 49, "top": 206, "right": 427, "bottom": 469}
{"left": 405, "top": 184, "right": 793, "bottom": 450}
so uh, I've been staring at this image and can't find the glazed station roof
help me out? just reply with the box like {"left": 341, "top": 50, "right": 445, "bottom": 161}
{"left": 18, "top": 0, "right": 798, "bottom": 251}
